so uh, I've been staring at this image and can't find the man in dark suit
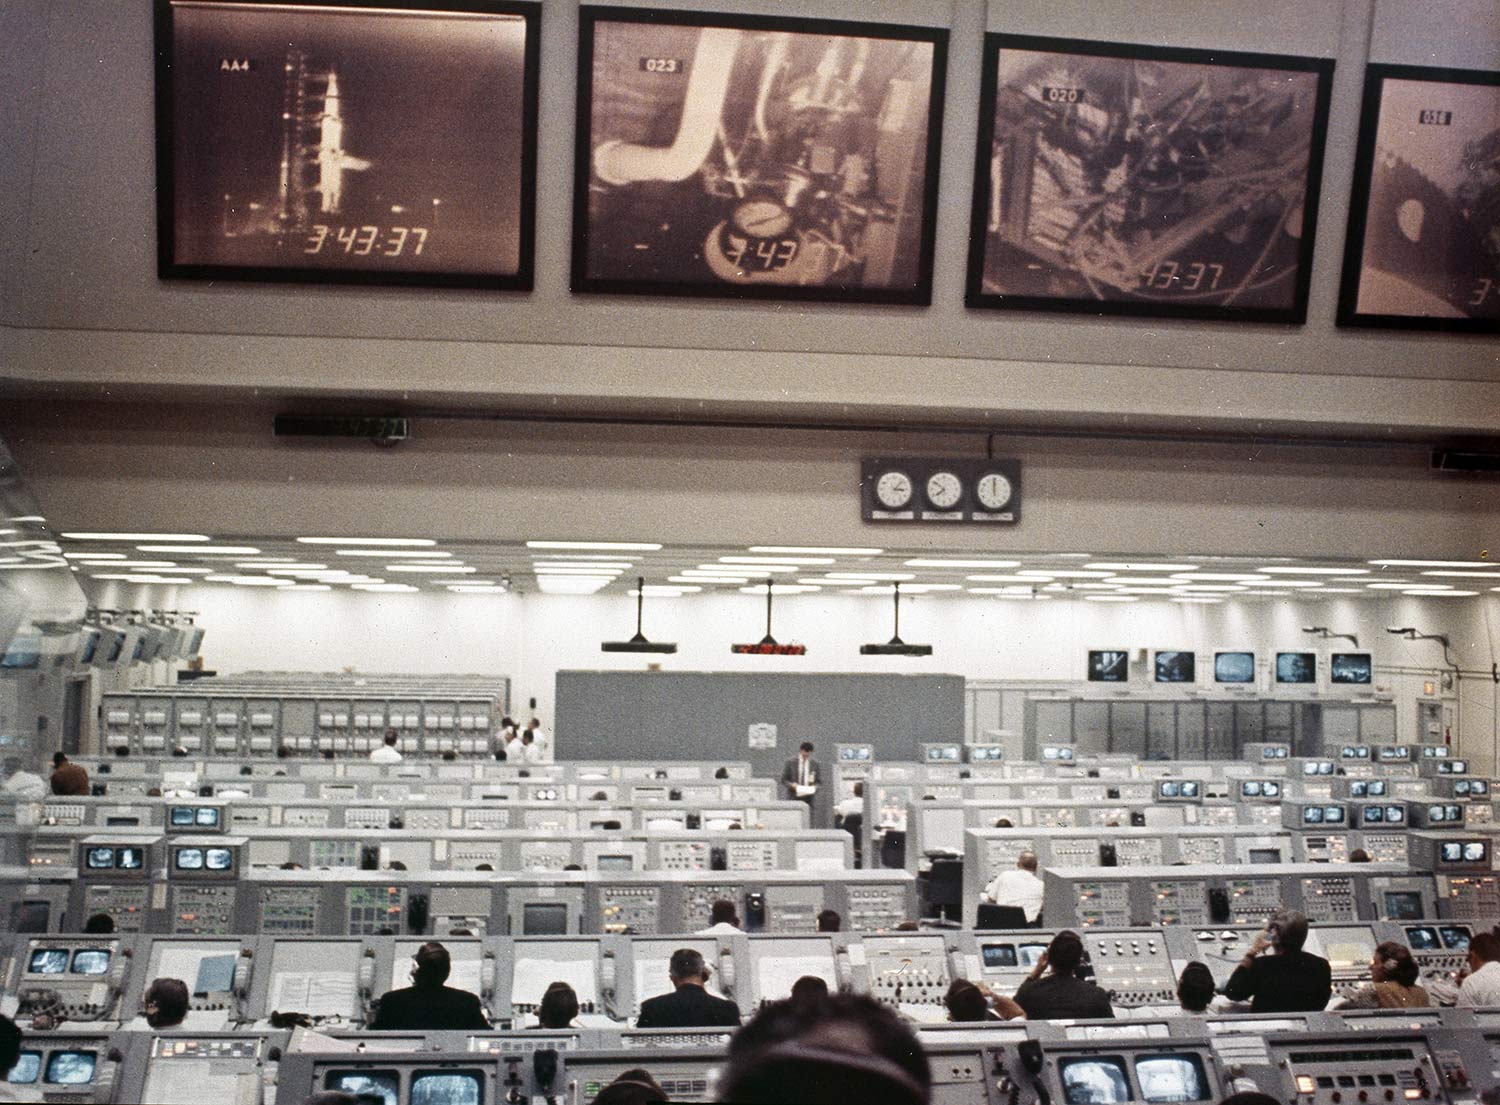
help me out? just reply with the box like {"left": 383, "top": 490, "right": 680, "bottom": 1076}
{"left": 781, "top": 741, "right": 822, "bottom": 805}
{"left": 369, "top": 942, "right": 490, "bottom": 1030}
{"left": 635, "top": 948, "right": 741, "bottom": 1029}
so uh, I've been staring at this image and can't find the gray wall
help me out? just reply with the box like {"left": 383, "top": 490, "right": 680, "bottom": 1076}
{"left": 556, "top": 671, "right": 966, "bottom": 784}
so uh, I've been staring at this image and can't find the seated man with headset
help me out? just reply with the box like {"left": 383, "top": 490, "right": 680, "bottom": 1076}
{"left": 1223, "top": 909, "right": 1332, "bottom": 1013}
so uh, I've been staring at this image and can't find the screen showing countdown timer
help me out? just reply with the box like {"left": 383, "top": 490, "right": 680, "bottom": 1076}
{"left": 158, "top": 0, "right": 539, "bottom": 287}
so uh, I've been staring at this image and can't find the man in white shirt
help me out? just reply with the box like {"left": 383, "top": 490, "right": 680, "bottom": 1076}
{"left": 982, "top": 852, "right": 1045, "bottom": 923}
{"left": 835, "top": 782, "right": 864, "bottom": 824}
{"left": 695, "top": 900, "right": 743, "bottom": 935}
{"left": 1458, "top": 932, "right": 1500, "bottom": 1007}
{"left": 525, "top": 718, "right": 553, "bottom": 762}
{"left": 504, "top": 728, "right": 526, "bottom": 762}
{"left": 369, "top": 730, "right": 403, "bottom": 764}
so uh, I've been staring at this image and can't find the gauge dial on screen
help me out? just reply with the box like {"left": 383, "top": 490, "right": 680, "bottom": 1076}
{"left": 925, "top": 471, "right": 963, "bottom": 509}
{"left": 875, "top": 470, "right": 914, "bottom": 509}
{"left": 975, "top": 472, "right": 1014, "bottom": 511}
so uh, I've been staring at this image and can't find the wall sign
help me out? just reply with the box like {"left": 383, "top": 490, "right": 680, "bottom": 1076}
{"left": 861, "top": 457, "right": 1021, "bottom": 524}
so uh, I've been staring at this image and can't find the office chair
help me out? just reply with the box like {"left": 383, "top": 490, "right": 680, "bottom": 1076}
{"left": 976, "top": 903, "right": 1030, "bottom": 930}
{"left": 841, "top": 812, "right": 863, "bottom": 868}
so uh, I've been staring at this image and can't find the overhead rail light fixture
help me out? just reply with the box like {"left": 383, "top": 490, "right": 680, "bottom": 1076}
{"left": 860, "top": 582, "right": 933, "bottom": 656}
{"left": 601, "top": 577, "right": 678, "bottom": 654}
{"left": 1302, "top": 626, "right": 1359, "bottom": 647}
{"left": 732, "top": 579, "right": 806, "bottom": 655}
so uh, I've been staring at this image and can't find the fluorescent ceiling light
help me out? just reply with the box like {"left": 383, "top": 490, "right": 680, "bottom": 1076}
{"left": 1402, "top": 589, "right": 1478, "bottom": 596}
{"left": 351, "top": 583, "right": 421, "bottom": 593}
{"left": 1257, "top": 566, "right": 1370, "bottom": 575}
{"left": 388, "top": 564, "right": 478, "bottom": 574}
{"left": 1306, "top": 588, "right": 1364, "bottom": 594}
{"left": 801, "top": 578, "right": 874, "bottom": 586}
{"left": 1019, "top": 569, "right": 1113, "bottom": 579}
{"left": 1172, "top": 596, "right": 1223, "bottom": 603}
{"left": 672, "top": 575, "right": 744, "bottom": 584}
{"left": 1174, "top": 584, "right": 1249, "bottom": 592}
{"left": 1260, "top": 580, "right": 1325, "bottom": 588}
{"left": 1069, "top": 583, "right": 1126, "bottom": 591}
{"left": 531, "top": 561, "right": 634, "bottom": 571}
{"left": 283, "top": 584, "right": 332, "bottom": 592}
{"left": 749, "top": 546, "right": 882, "bottom": 555}
{"left": 1169, "top": 573, "right": 1272, "bottom": 582}
{"left": 1100, "top": 576, "right": 1193, "bottom": 586}
{"left": 826, "top": 572, "right": 914, "bottom": 581}
{"left": 297, "top": 537, "right": 437, "bottom": 546}
{"left": 537, "top": 578, "right": 611, "bottom": 594}
{"left": 236, "top": 561, "right": 325, "bottom": 570}
{"left": 527, "top": 541, "right": 662, "bottom": 551}
{"left": 904, "top": 558, "right": 1021, "bottom": 568}
{"left": 1241, "top": 590, "right": 1291, "bottom": 597}
{"left": 741, "top": 584, "right": 820, "bottom": 594}
{"left": 90, "top": 560, "right": 180, "bottom": 569}
{"left": 896, "top": 583, "right": 962, "bottom": 592}
{"left": 1086, "top": 562, "right": 1200, "bottom": 572}
{"left": 337, "top": 549, "right": 453, "bottom": 558}
{"left": 967, "top": 586, "right": 1037, "bottom": 595}
{"left": 719, "top": 556, "right": 835, "bottom": 566}
{"left": 630, "top": 585, "right": 701, "bottom": 595}
{"left": 1366, "top": 582, "right": 1424, "bottom": 589}
{"left": 1369, "top": 558, "right": 1496, "bottom": 568}
{"left": 532, "top": 554, "right": 641, "bottom": 561}
{"left": 63, "top": 532, "right": 210, "bottom": 541}
{"left": 63, "top": 552, "right": 127, "bottom": 560}
{"left": 431, "top": 578, "right": 493, "bottom": 585}
{"left": 966, "top": 574, "right": 1047, "bottom": 583}
{"left": 139, "top": 545, "right": 261, "bottom": 555}
{"left": 703, "top": 563, "right": 795, "bottom": 573}
{"left": 1421, "top": 570, "right": 1500, "bottom": 578}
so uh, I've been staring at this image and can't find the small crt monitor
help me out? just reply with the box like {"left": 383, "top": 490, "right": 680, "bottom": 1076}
{"left": 1422, "top": 745, "right": 1450, "bottom": 759}
{"left": 1154, "top": 651, "right": 1196, "bottom": 684}
{"left": 1059, "top": 1056, "right": 1130, "bottom": 1104}
{"left": 1380, "top": 746, "right": 1412, "bottom": 762}
{"left": 1441, "top": 760, "right": 1469, "bottom": 775}
{"left": 1439, "top": 840, "right": 1488, "bottom": 864}
{"left": 1302, "top": 806, "right": 1325, "bottom": 824}
{"left": 1042, "top": 746, "right": 1075, "bottom": 762}
{"left": 1472, "top": 780, "right": 1490, "bottom": 797}
{"left": 1214, "top": 651, "right": 1255, "bottom": 684}
{"left": 925, "top": 745, "right": 960, "bottom": 763}
{"left": 1135, "top": 1054, "right": 1210, "bottom": 1103}
{"left": 1322, "top": 805, "right": 1347, "bottom": 825}
{"left": 1157, "top": 780, "right": 1201, "bottom": 801}
{"left": 1340, "top": 745, "right": 1370, "bottom": 760}
{"left": 167, "top": 805, "right": 222, "bottom": 832}
{"left": 169, "top": 838, "right": 238, "bottom": 879}
{"left": 1381, "top": 891, "right": 1424, "bottom": 920}
{"left": 1454, "top": 779, "right": 1472, "bottom": 796}
{"left": 1262, "top": 780, "right": 1281, "bottom": 798}
{"left": 1383, "top": 805, "right": 1406, "bottom": 824}
{"left": 1361, "top": 805, "right": 1385, "bottom": 825}
{"left": 969, "top": 745, "right": 1004, "bottom": 762}
{"left": 596, "top": 854, "right": 633, "bottom": 872}
{"left": 1405, "top": 924, "right": 1441, "bottom": 948}
{"left": 80, "top": 841, "right": 150, "bottom": 876}
{"left": 44, "top": 1051, "right": 96, "bottom": 1087}
{"left": 1240, "top": 781, "right": 1262, "bottom": 797}
{"left": 837, "top": 746, "right": 872, "bottom": 762}
{"left": 1261, "top": 746, "right": 1289, "bottom": 760}
{"left": 1330, "top": 652, "right": 1373, "bottom": 684}
{"left": 1439, "top": 925, "right": 1472, "bottom": 951}
{"left": 1365, "top": 779, "right": 1388, "bottom": 797}
{"left": 1087, "top": 649, "right": 1128, "bottom": 683}
{"left": 522, "top": 902, "right": 569, "bottom": 936}
{"left": 1275, "top": 652, "right": 1316, "bottom": 684}
{"left": 1302, "top": 761, "right": 1335, "bottom": 777}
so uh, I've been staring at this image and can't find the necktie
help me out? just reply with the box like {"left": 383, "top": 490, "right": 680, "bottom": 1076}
{"left": 800, "top": 759, "right": 808, "bottom": 786}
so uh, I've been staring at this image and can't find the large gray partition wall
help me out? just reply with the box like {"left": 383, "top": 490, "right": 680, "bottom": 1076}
{"left": 556, "top": 670, "right": 965, "bottom": 798}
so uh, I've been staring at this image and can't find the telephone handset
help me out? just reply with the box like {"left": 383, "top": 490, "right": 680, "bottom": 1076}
{"left": 232, "top": 950, "right": 254, "bottom": 1021}
{"left": 480, "top": 952, "right": 496, "bottom": 1002}
{"left": 94, "top": 1048, "right": 123, "bottom": 1105}
{"left": 743, "top": 893, "right": 766, "bottom": 933}
{"left": 357, "top": 949, "right": 376, "bottom": 1020}
{"left": 710, "top": 847, "right": 728, "bottom": 871}
{"left": 105, "top": 947, "right": 131, "bottom": 1013}
{"left": 717, "top": 948, "right": 736, "bottom": 995}
{"left": 600, "top": 952, "right": 618, "bottom": 998}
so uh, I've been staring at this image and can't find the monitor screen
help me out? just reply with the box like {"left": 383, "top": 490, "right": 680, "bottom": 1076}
{"left": 12, "top": 902, "right": 49, "bottom": 933}
{"left": 1275, "top": 652, "right": 1316, "bottom": 683}
{"left": 1385, "top": 892, "right": 1426, "bottom": 920}
{"left": 1240, "top": 781, "right": 1262, "bottom": 797}
{"left": 1057, "top": 747, "right": 1075, "bottom": 761}
{"left": 1366, "top": 780, "right": 1387, "bottom": 796}
{"left": 0, "top": 636, "right": 42, "bottom": 670}
{"left": 1381, "top": 746, "right": 1410, "bottom": 761}
{"left": 1447, "top": 804, "right": 1463, "bottom": 822}
{"left": 1043, "top": 748, "right": 1060, "bottom": 761}
{"left": 71, "top": 950, "right": 110, "bottom": 975}
{"left": 1318, "top": 762, "right": 1335, "bottom": 776}
{"left": 1136, "top": 1055, "right": 1210, "bottom": 1103}
{"left": 1473, "top": 780, "right": 1490, "bottom": 796}
{"left": 1349, "top": 781, "right": 1367, "bottom": 797}
{"left": 838, "top": 747, "right": 871, "bottom": 762}
{"left": 1154, "top": 651, "right": 1196, "bottom": 683}
{"left": 1302, "top": 807, "right": 1324, "bottom": 824}
{"left": 1384, "top": 806, "right": 1405, "bottom": 824}
{"left": 522, "top": 903, "right": 569, "bottom": 936}
{"left": 169, "top": 807, "right": 196, "bottom": 827}
{"left": 1302, "top": 763, "right": 1319, "bottom": 776}
{"left": 205, "top": 848, "right": 233, "bottom": 871}
{"left": 981, "top": 944, "right": 1018, "bottom": 968}
{"left": 411, "top": 1072, "right": 483, "bottom": 1105}
{"left": 174, "top": 848, "right": 204, "bottom": 871}
{"left": 27, "top": 949, "right": 68, "bottom": 975}
{"left": 1464, "top": 842, "right": 1487, "bottom": 862}
{"left": 1159, "top": 782, "right": 1180, "bottom": 798}
{"left": 926, "top": 746, "right": 960, "bottom": 762}
{"left": 1214, "top": 651, "right": 1255, "bottom": 683}
{"left": 970, "top": 746, "right": 1003, "bottom": 761}
{"left": 1429, "top": 805, "right": 1450, "bottom": 822}
{"left": 1247, "top": 848, "right": 1282, "bottom": 864}
{"left": 1087, "top": 650, "right": 1128, "bottom": 683}
{"left": 1323, "top": 806, "right": 1346, "bottom": 824}
{"left": 1330, "top": 653, "right": 1373, "bottom": 684}
{"left": 1362, "top": 806, "right": 1384, "bottom": 824}
{"left": 84, "top": 847, "right": 114, "bottom": 870}
{"left": 1450, "top": 761, "right": 1469, "bottom": 774}
{"left": 1016, "top": 943, "right": 1049, "bottom": 968}
{"left": 326, "top": 1072, "right": 398, "bottom": 1105}
{"left": 6, "top": 1052, "right": 39, "bottom": 1085}
{"left": 1440, "top": 843, "right": 1464, "bottom": 862}
{"left": 1060, "top": 1057, "right": 1130, "bottom": 1105}
{"left": 596, "top": 855, "right": 633, "bottom": 872}
{"left": 1439, "top": 926, "right": 1472, "bottom": 951}
{"left": 194, "top": 953, "right": 237, "bottom": 995}
{"left": 77, "top": 633, "right": 99, "bottom": 665}
{"left": 197, "top": 807, "right": 220, "bottom": 827}
{"left": 45, "top": 1052, "right": 95, "bottom": 1086}
{"left": 1263, "top": 781, "right": 1280, "bottom": 798}
{"left": 1180, "top": 782, "right": 1199, "bottom": 798}
{"left": 116, "top": 847, "right": 143, "bottom": 870}
{"left": 1405, "top": 925, "right": 1441, "bottom": 948}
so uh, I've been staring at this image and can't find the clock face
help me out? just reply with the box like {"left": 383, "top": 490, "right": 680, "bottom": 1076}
{"left": 976, "top": 472, "right": 1013, "bottom": 511}
{"left": 874, "top": 470, "right": 913, "bottom": 509}
{"left": 925, "top": 471, "right": 963, "bottom": 509}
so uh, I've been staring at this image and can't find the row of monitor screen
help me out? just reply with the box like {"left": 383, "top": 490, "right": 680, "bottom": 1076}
{"left": 1, "top": 627, "right": 205, "bottom": 671}
{"left": 83, "top": 845, "right": 233, "bottom": 872}
{"left": 1087, "top": 650, "right": 1372, "bottom": 684}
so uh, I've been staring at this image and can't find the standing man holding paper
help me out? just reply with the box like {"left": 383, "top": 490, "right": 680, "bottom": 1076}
{"left": 782, "top": 741, "right": 822, "bottom": 816}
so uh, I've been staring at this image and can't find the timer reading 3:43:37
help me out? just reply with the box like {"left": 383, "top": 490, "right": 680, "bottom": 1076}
{"left": 303, "top": 225, "right": 429, "bottom": 258}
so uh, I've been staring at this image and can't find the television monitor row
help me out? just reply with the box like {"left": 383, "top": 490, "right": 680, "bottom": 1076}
{"left": 1086, "top": 649, "right": 1373, "bottom": 685}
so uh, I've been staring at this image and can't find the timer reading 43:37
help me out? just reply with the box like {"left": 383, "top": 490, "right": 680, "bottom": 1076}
{"left": 303, "top": 225, "right": 429, "bottom": 257}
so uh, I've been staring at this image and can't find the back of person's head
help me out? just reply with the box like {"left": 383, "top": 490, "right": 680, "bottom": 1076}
{"left": 302, "top": 1094, "right": 359, "bottom": 1105}
{"left": 993, "top": 818, "right": 1013, "bottom": 829}
{"left": 522, "top": 732, "right": 534, "bottom": 744}
{"left": 144, "top": 977, "right": 190, "bottom": 1028}
{"left": 944, "top": 980, "right": 989, "bottom": 1023}
{"left": 853, "top": 782, "right": 864, "bottom": 797}
{"left": 412, "top": 942, "right": 451, "bottom": 987}
{"left": 0, "top": 1014, "right": 20, "bottom": 1079}
{"left": 537, "top": 981, "right": 579, "bottom": 1028}
{"left": 592, "top": 1068, "right": 667, "bottom": 1105}
{"left": 816, "top": 909, "right": 841, "bottom": 933}
{"left": 790, "top": 976, "right": 830, "bottom": 1004}
{"left": 669, "top": 948, "right": 708, "bottom": 984}
{"left": 719, "top": 993, "right": 930, "bottom": 1105}
{"left": 52, "top": 752, "right": 67, "bottom": 768}
{"left": 442, "top": 750, "right": 457, "bottom": 761}
{"left": 1348, "top": 848, "right": 1372, "bottom": 863}
{"left": 710, "top": 900, "right": 739, "bottom": 927}
{"left": 895, "top": 921, "right": 920, "bottom": 932}
{"left": 1047, "top": 930, "right": 1085, "bottom": 976}
{"left": 384, "top": 732, "right": 398, "bottom": 747}
{"left": 1176, "top": 961, "right": 1215, "bottom": 1012}
{"left": 1017, "top": 851, "right": 1039, "bottom": 873}
{"left": 83, "top": 912, "right": 115, "bottom": 934}
{"left": 800, "top": 741, "right": 814, "bottom": 754}
{"left": 1472, "top": 932, "right": 1500, "bottom": 965}
{"left": 1268, "top": 910, "right": 1309, "bottom": 954}
{"left": 1219, "top": 1094, "right": 1282, "bottom": 1105}
{"left": 1374, "top": 941, "right": 1420, "bottom": 987}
